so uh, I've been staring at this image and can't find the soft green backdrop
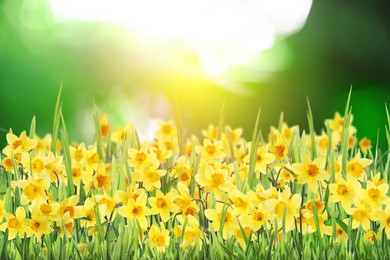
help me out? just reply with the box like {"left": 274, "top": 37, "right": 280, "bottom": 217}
{"left": 1, "top": 0, "right": 389, "bottom": 149}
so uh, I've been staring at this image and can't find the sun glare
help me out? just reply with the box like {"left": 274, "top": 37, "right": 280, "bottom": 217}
{"left": 49, "top": 0, "right": 312, "bottom": 76}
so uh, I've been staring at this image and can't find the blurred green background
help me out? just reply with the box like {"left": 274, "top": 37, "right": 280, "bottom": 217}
{"left": 0, "top": 0, "right": 389, "bottom": 149}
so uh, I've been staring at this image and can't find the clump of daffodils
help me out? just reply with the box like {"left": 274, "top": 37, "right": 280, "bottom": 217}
{"left": 0, "top": 109, "right": 389, "bottom": 256}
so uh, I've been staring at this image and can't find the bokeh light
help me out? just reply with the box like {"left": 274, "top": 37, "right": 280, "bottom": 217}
{"left": 48, "top": 0, "right": 312, "bottom": 79}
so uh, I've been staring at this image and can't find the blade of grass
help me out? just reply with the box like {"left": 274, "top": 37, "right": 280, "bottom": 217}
{"left": 93, "top": 103, "right": 104, "bottom": 161}
{"left": 248, "top": 108, "right": 261, "bottom": 189}
{"left": 59, "top": 111, "right": 74, "bottom": 197}
{"left": 306, "top": 97, "right": 317, "bottom": 159}
{"left": 29, "top": 116, "right": 36, "bottom": 139}
{"left": 51, "top": 85, "right": 62, "bottom": 153}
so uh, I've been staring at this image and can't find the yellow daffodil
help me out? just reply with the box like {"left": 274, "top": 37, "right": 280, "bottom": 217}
{"left": 70, "top": 143, "right": 87, "bottom": 164}
{"left": 29, "top": 200, "right": 61, "bottom": 222}
{"left": 128, "top": 148, "right": 158, "bottom": 171}
{"left": 228, "top": 188, "right": 254, "bottom": 217}
{"left": 233, "top": 217, "right": 256, "bottom": 249}
{"left": 99, "top": 113, "right": 110, "bottom": 139}
{"left": 150, "top": 142, "right": 173, "bottom": 164}
{"left": 326, "top": 112, "right": 356, "bottom": 135}
{"left": 56, "top": 213, "right": 74, "bottom": 238}
{"left": 205, "top": 203, "right": 238, "bottom": 239}
{"left": 359, "top": 137, "right": 372, "bottom": 156}
{"left": 77, "top": 197, "right": 107, "bottom": 228}
{"left": 364, "top": 230, "right": 381, "bottom": 244}
{"left": 2, "top": 131, "right": 37, "bottom": 155}
{"left": 292, "top": 155, "right": 329, "bottom": 193}
{"left": 148, "top": 222, "right": 170, "bottom": 252}
{"left": 33, "top": 134, "right": 52, "bottom": 154}
{"left": 329, "top": 176, "right": 361, "bottom": 209}
{"left": 346, "top": 153, "right": 372, "bottom": 181}
{"left": 118, "top": 191, "right": 151, "bottom": 229}
{"left": 111, "top": 124, "right": 131, "bottom": 144}
{"left": 0, "top": 199, "right": 4, "bottom": 222}
{"left": 345, "top": 202, "right": 376, "bottom": 231}
{"left": 135, "top": 161, "right": 166, "bottom": 191}
{"left": 29, "top": 210, "right": 53, "bottom": 239}
{"left": 175, "top": 215, "right": 203, "bottom": 250}
{"left": 0, "top": 207, "right": 33, "bottom": 240}
{"left": 201, "top": 124, "right": 219, "bottom": 141}
{"left": 243, "top": 144, "right": 275, "bottom": 177}
{"left": 83, "top": 147, "right": 101, "bottom": 172}
{"left": 149, "top": 190, "right": 178, "bottom": 222}
{"left": 95, "top": 193, "right": 117, "bottom": 217}
{"left": 59, "top": 195, "right": 82, "bottom": 220}
{"left": 195, "top": 163, "right": 233, "bottom": 200}
{"left": 155, "top": 120, "right": 177, "bottom": 141}
{"left": 379, "top": 205, "right": 390, "bottom": 239}
{"left": 173, "top": 182, "right": 199, "bottom": 217}
{"left": 170, "top": 156, "right": 193, "bottom": 186}
{"left": 361, "top": 180, "right": 389, "bottom": 210}
{"left": 195, "top": 139, "right": 226, "bottom": 162}
{"left": 273, "top": 187, "right": 302, "bottom": 233}
{"left": 224, "top": 126, "right": 243, "bottom": 147}
{"left": 93, "top": 163, "right": 113, "bottom": 192}
{"left": 12, "top": 175, "right": 51, "bottom": 205}
{"left": 248, "top": 200, "right": 275, "bottom": 231}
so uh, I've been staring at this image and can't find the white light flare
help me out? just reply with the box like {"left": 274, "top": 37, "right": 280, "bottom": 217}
{"left": 49, "top": 0, "right": 312, "bottom": 76}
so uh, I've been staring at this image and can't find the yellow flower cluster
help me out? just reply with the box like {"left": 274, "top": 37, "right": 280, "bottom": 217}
{"left": 0, "top": 112, "right": 388, "bottom": 252}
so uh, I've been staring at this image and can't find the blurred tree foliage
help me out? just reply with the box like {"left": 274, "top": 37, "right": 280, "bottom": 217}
{"left": 0, "top": 0, "right": 389, "bottom": 150}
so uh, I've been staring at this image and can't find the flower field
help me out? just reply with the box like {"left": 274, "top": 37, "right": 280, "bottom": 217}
{"left": 0, "top": 91, "right": 389, "bottom": 259}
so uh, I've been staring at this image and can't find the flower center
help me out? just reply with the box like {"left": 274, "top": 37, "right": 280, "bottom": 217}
{"left": 337, "top": 184, "right": 349, "bottom": 196}
{"left": 147, "top": 171, "right": 160, "bottom": 182}
{"left": 132, "top": 206, "right": 143, "bottom": 216}
{"left": 96, "top": 175, "right": 111, "bottom": 188}
{"left": 40, "top": 204, "right": 52, "bottom": 215}
{"left": 156, "top": 235, "right": 166, "bottom": 247}
{"left": 211, "top": 173, "right": 225, "bottom": 187}
{"left": 348, "top": 162, "right": 363, "bottom": 178}
{"left": 368, "top": 188, "right": 380, "bottom": 200}
{"left": 272, "top": 145, "right": 286, "bottom": 159}
{"left": 88, "top": 154, "right": 100, "bottom": 165}
{"left": 12, "top": 140, "right": 23, "bottom": 150}
{"left": 205, "top": 145, "right": 217, "bottom": 156}
{"left": 354, "top": 210, "right": 367, "bottom": 222}
{"left": 8, "top": 218, "right": 21, "bottom": 229}
{"left": 234, "top": 198, "right": 245, "bottom": 208}
{"left": 185, "top": 207, "right": 196, "bottom": 216}
{"left": 32, "top": 159, "right": 44, "bottom": 173}
{"left": 274, "top": 202, "right": 286, "bottom": 218}
{"left": 24, "top": 184, "right": 41, "bottom": 200}
{"left": 72, "top": 167, "right": 82, "bottom": 177}
{"left": 307, "top": 164, "right": 319, "bottom": 177}
{"left": 63, "top": 206, "right": 75, "bottom": 218}
{"left": 254, "top": 212, "right": 264, "bottom": 222}
{"left": 74, "top": 149, "right": 83, "bottom": 161}
{"left": 31, "top": 221, "right": 41, "bottom": 231}
{"left": 156, "top": 198, "right": 167, "bottom": 208}
{"left": 162, "top": 124, "right": 173, "bottom": 135}
{"left": 135, "top": 153, "right": 146, "bottom": 163}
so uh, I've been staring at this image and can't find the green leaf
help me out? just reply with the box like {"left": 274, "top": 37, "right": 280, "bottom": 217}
{"left": 93, "top": 103, "right": 104, "bottom": 161}
{"left": 248, "top": 108, "right": 261, "bottom": 189}
{"left": 59, "top": 112, "right": 74, "bottom": 197}
{"left": 306, "top": 97, "right": 317, "bottom": 159}
{"left": 29, "top": 116, "right": 36, "bottom": 139}
{"left": 51, "top": 85, "right": 62, "bottom": 153}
